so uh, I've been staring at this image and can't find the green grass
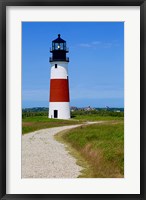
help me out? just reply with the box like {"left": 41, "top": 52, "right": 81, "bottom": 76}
{"left": 23, "top": 116, "right": 63, "bottom": 122}
{"left": 22, "top": 116, "right": 80, "bottom": 134}
{"left": 22, "top": 112, "right": 124, "bottom": 134}
{"left": 56, "top": 121, "right": 124, "bottom": 178}
{"left": 22, "top": 112, "right": 124, "bottom": 178}
{"left": 72, "top": 114, "right": 123, "bottom": 121}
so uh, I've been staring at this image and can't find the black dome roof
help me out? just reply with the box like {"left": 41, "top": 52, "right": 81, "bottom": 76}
{"left": 52, "top": 34, "right": 66, "bottom": 43}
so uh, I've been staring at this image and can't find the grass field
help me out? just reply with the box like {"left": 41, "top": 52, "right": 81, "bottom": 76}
{"left": 55, "top": 121, "right": 124, "bottom": 178}
{"left": 22, "top": 110, "right": 124, "bottom": 134}
{"left": 22, "top": 110, "right": 124, "bottom": 178}
{"left": 72, "top": 114, "right": 123, "bottom": 121}
{"left": 22, "top": 116, "right": 81, "bottom": 134}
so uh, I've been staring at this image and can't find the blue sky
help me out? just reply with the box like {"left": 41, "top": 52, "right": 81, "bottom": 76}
{"left": 22, "top": 22, "right": 124, "bottom": 108}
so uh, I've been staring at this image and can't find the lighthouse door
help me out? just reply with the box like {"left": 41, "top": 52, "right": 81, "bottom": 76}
{"left": 54, "top": 110, "right": 58, "bottom": 118}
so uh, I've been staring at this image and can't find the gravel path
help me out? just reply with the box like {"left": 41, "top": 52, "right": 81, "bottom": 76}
{"left": 22, "top": 122, "right": 104, "bottom": 178}
{"left": 22, "top": 124, "right": 84, "bottom": 178}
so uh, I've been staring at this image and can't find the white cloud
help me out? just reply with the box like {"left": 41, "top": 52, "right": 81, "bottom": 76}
{"left": 78, "top": 40, "right": 120, "bottom": 49}
{"left": 79, "top": 41, "right": 100, "bottom": 48}
{"left": 79, "top": 43, "right": 91, "bottom": 48}
{"left": 92, "top": 41, "right": 101, "bottom": 45}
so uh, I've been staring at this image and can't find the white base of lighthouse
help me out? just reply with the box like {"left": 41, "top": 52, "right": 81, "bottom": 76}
{"left": 49, "top": 102, "right": 70, "bottom": 119}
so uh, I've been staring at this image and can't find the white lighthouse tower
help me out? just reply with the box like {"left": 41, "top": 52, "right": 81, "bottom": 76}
{"left": 49, "top": 34, "right": 70, "bottom": 119}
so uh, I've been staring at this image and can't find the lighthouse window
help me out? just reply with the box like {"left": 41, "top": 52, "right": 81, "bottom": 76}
{"left": 60, "top": 43, "right": 63, "bottom": 50}
{"left": 55, "top": 43, "right": 58, "bottom": 50}
{"left": 55, "top": 64, "right": 57, "bottom": 68}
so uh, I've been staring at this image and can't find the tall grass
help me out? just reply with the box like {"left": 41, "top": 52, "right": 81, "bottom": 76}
{"left": 57, "top": 122, "right": 124, "bottom": 178}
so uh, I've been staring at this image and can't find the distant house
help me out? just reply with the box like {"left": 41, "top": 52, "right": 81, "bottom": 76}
{"left": 114, "top": 110, "right": 121, "bottom": 113}
{"left": 84, "top": 106, "right": 95, "bottom": 111}
{"left": 70, "top": 106, "right": 78, "bottom": 112}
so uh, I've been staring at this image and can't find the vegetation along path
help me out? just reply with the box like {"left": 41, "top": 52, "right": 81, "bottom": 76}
{"left": 22, "top": 122, "right": 104, "bottom": 178}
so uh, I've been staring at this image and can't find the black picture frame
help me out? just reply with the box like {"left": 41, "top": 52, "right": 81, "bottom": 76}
{"left": 0, "top": 0, "right": 145, "bottom": 199}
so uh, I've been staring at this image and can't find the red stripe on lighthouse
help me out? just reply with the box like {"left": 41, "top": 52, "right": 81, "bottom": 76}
{"left": 50, "top": 79, "right": 70, "bottom": 102}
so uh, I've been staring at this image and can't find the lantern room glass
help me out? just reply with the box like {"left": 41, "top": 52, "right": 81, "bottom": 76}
{"left": 52, "top": 42, "right": 66, "bottom": 51}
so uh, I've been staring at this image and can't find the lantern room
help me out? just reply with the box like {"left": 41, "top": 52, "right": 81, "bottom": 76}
{"left": 50, "top": 34, "right": 69, "bottom": 62}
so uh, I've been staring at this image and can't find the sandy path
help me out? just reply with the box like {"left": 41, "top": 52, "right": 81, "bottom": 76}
{"left": 22, "top": 122, "right": 104, "bottom": 178}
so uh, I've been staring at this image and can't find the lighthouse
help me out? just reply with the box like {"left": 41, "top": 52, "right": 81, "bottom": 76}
{"left": 49, "top": 34, "right": 70, "bottom": 119}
